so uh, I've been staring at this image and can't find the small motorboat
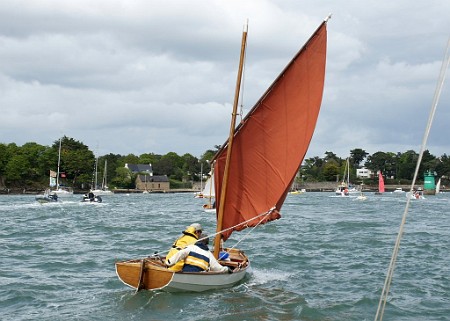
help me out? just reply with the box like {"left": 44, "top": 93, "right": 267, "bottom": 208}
{"left": 81, "top": 192, "right": 102, "bottom": 203}
{"left": 35, "top": 189, "right": 58, "bottom": 204}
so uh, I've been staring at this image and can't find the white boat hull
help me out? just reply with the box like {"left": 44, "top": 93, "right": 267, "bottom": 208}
{"left": 162, "top": 268, "right": 248, "bottom": 292}
{"left": 35, "top": 195, "right": 58, "bottom": 203}
{"left": 54, "top": 189, "right": 73, "bottom": 197}
{"left": 90, "top": 189, "right": 113, "bottom": 196}
{"left": 406, "top": 192, "right": 425, "bottom": 200}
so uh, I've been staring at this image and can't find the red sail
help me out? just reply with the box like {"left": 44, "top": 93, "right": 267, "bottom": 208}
{"left": 214, "top": 21, "right": 328, "bottom": 241}
{"left": 378, "top": 172, "right": 385, "bottom": 193}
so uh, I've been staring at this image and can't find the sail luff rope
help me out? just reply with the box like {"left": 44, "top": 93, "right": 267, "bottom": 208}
{"left": 374, "top": 37, "right": 450, "bottom": 321}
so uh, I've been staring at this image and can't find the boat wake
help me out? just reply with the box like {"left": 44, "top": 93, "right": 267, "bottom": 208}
{"left": 247, "top": 268, "right": 296, "bottom": 286}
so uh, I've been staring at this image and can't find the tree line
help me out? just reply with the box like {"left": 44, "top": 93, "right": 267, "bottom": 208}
{"left": 301, "top": 148, "right": 450, "bottom": 187}
{"left": 1, "top": 138, "right": 449, "bottom": 191}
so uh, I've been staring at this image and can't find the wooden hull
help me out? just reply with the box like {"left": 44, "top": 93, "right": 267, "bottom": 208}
{"left": 115, "top": 248, "right": 249, "bottom": 292}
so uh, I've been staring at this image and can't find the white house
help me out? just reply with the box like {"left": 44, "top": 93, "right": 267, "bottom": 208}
{"left": 356, "top": 167, "right": 373, "bottom": 179}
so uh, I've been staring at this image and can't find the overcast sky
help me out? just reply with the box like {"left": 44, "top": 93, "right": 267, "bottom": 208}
{"left": 1, "top": 0, "right": 449, "bottom": 160}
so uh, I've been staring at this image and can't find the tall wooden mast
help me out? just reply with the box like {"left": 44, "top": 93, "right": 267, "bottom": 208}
{"left": 213, "top": 22, "right": 248, "bottom": 259}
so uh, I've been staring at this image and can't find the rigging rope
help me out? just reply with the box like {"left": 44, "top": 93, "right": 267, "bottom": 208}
{"left": 238, "top": 21, "right": 247, "bottom": 122}
{"left": 150, "top": 207, "right": 276, "bottom": 258}
{"left": 239, "top": 59, "right": 246, "bottom": 122}
{"left": 224, "top": 207, "right": 276, "bottom": 251}
{"left": 374, "top": 37, "right": 450, "bottom": 321}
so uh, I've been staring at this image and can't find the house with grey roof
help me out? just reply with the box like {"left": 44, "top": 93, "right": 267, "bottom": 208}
{"left": 124, "top": 163, "right": 169, "bottom": 192}
{"left": 125, "top": 163, "right": 153, "bottom": 175}
{"left": 136, "top": 174, "right": 169, "bottom": 192}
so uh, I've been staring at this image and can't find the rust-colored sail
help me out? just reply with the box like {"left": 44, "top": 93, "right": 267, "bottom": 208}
{"left": 214, "top": 21, "right": 328, "bottom": 241}
{"left": 378, "top": 172, "right": 385, "bottom": 193}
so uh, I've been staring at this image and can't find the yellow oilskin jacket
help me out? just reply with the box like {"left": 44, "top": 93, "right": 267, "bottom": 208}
{"left": 166, "top": 227, "right": 198, "bottom": 271}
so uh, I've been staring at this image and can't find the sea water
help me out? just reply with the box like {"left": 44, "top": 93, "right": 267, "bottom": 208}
{"left": 1, "top": 192, "right": 449, "bottom": 321}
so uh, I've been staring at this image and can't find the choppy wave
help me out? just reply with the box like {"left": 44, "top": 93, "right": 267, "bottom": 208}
{"left": 1, "top": 192, "right": 449, "bottom": 320}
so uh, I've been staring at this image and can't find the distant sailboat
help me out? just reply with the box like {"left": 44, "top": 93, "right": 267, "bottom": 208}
{"left": 356, "top": 183, "right": 367, "bottom": 200}
{"left": 35, "top": 188, "right": 58, "bottom": 203}
{"left": 52, "top": 137, "right": 73, "bottom": 198}
{"left": 142, "top": 174, "right": 149, "bottom": 194}
{"left": 91, "top": 159, "right": 113, "bottom": 195}
{"left": 436, "top": 177, "right": 441, "bottom": 194}
{"left": 202, "top": 172, "right": 216, "bottom": 212}
{"left": 335, "top": 158, "right": 356, "bottom": 196}
{"left": 375, "top": 171, "right": 385, "bottom": 195}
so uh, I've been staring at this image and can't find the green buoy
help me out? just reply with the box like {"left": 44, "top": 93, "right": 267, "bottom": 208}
{"left": 423, "top": 170, "right": 436, "bottom": 195}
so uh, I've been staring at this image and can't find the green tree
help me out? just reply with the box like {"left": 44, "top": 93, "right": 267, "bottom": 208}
{"left": 302, "top": 156, "right": 324, "bottom": 181}
{"left": 200, "top": 149, "right": 217, "bottom": 174}
{"left": 19, "top": 142, "right": 47, "bottom": 181}
{"left": 324, "top": 151, "right": 339, "bottom": 163}
{"left": 322, "top": 161, "right": 340, "bottom": 181}
{"left": 397, "top": 150, "right": 418, "bottom": 180}
{"left": 112, "top": 167, "right": 133, "bottom": 188}
{"left": 365, "top": 151, "right": 388, "bottom": 172}
{"left": 5, "top": 154, "right": 30, "bottom": 183}
{"left": 436, "top": 154, "right": 449, "bottom": 176}
{"left": 4, "top": 142, "right": 48, "bottom": 186}
{"left": 139, "top": 153, "right": 161, "bottom": 166}
{"left": 0, "top": 143, "right": 10, "bottom": 178}
{"left": 350, "top": 148, "right": 368, "bottom": 168}
{"left": 122, "top": 154, "right": 140, "bottom": 165}
{"left": 420, "top": 150, "right": 438, "bottom": 174}
{"left": 157, "top": 152, "right": 183, "bottom": 179}
{"left": 98, "top": 153, "right": 123, "bottom": 189}
{"left": 52, "top": 136, "right": 95, "bottom": 188}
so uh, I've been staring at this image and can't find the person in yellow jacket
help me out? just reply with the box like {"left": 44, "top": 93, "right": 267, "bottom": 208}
{"left": 166, "top": 223, "right": 202, "bottom": 271}
{"left": 165, "top": 235, "right": 230, "bottom": 273}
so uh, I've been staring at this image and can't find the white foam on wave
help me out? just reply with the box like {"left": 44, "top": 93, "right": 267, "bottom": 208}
{"left": 247, "top": 267, "right": 297, "bottom": 286}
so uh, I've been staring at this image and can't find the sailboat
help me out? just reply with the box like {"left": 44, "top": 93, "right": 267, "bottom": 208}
{"left": 142, "top": 174, "right": 149, "bottom": 194}
{"left": 115, "top": 16, "right": 329, "bottom": 292}
{"left": 52, "top": 137, "right": 73, "bottom": 197}
{"left": 201, "top": 172, "right": 216, "bottom": 212}
{"left": 335, "top": 158, "right": 354, "bottom": 196}
{"left": 35, "top": 188, "right": 59, "bottom": 203}
{"left": 375, "top": 171, "right": 385, "bottom": 195}
{"left": 90, "top": 159, "right": 113, "bottom": 195}
{"left": 436, "top": 177, "right": 442, "bottom": 194}
{"left": 356, "top": 182, "right": 367, "bottom": 200}
{"left": 36, "top": 137, "right": 72, "bottom": 202}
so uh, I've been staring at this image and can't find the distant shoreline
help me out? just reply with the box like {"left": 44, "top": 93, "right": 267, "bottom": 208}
{"left": 1, "top": 183, "right": 445, "bottom": 195}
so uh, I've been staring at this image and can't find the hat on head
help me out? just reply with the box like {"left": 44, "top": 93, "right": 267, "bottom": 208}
{"left": 189, "top": 223, "right": 202, "bottom": 231}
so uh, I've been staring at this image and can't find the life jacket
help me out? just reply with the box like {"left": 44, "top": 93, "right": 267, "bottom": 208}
{"left": 182, "top": 243, "right": 210, "bottom": 272}
{"left": 166, "top": 227, "right": 198, "bottom": 272}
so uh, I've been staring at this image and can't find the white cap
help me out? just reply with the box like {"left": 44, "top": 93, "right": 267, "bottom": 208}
{"left": 189, "top": 223, "right": 202, "bottom": 231}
